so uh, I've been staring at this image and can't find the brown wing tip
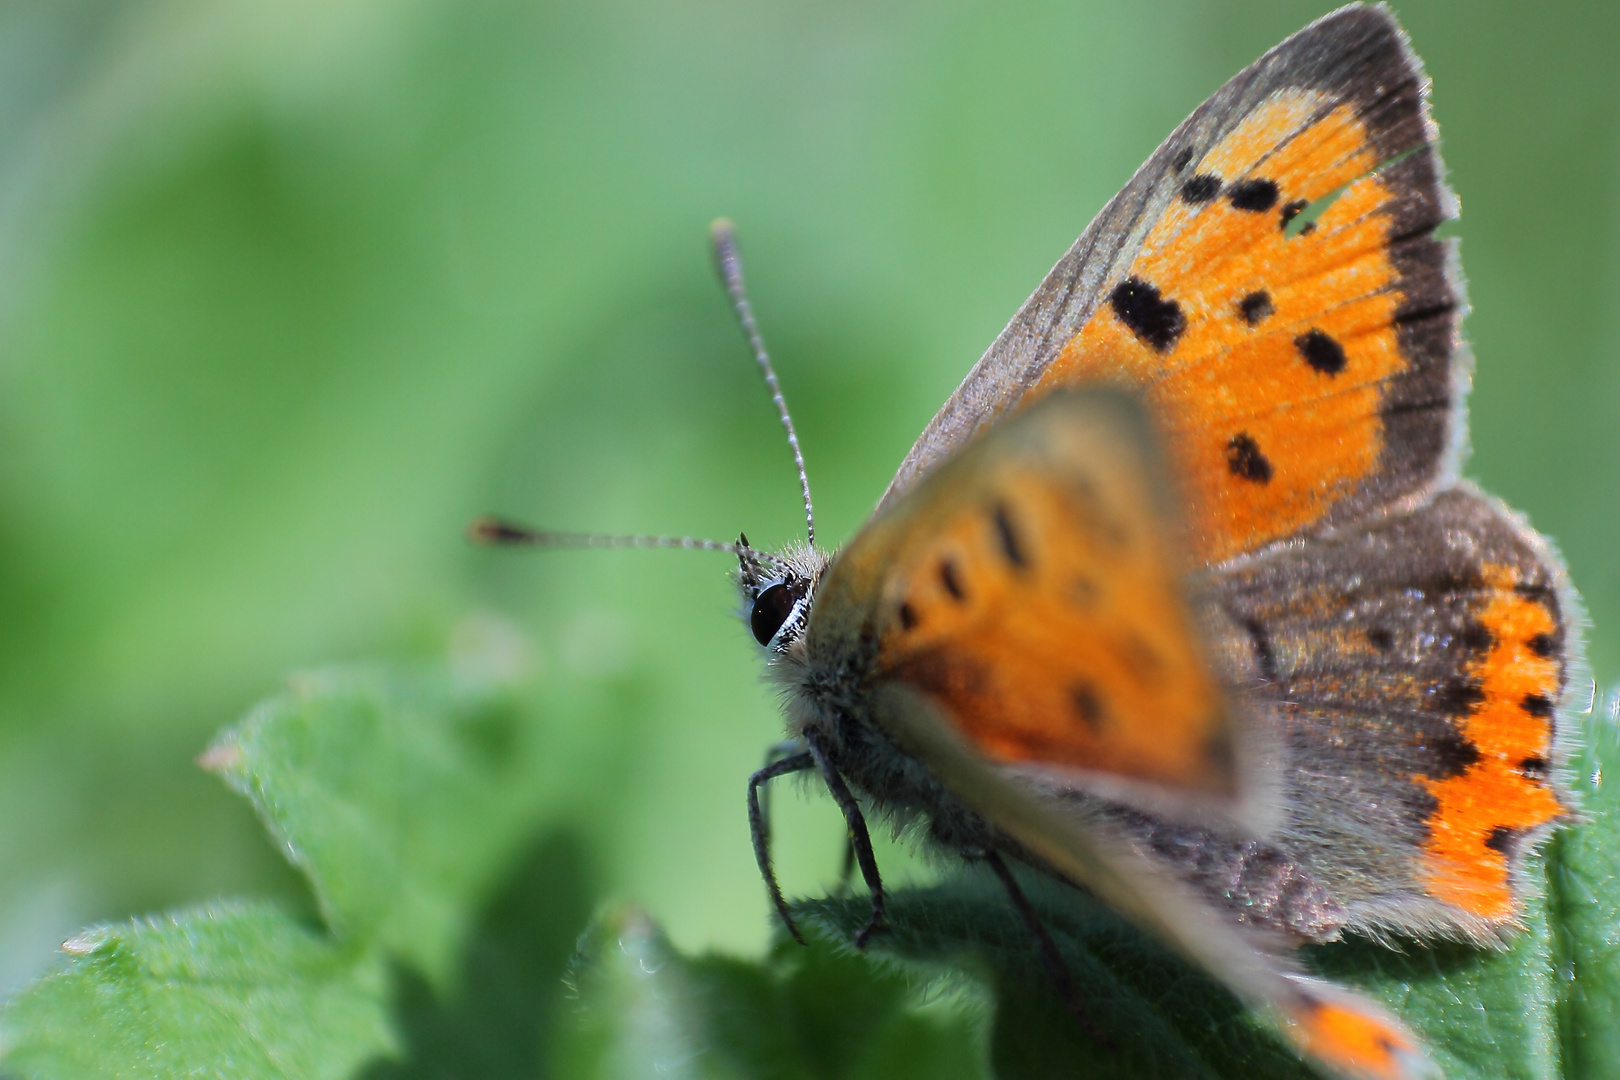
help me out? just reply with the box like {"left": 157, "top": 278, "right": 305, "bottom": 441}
{"left": 468, "top": 516, "right": 534, "bottom": 545}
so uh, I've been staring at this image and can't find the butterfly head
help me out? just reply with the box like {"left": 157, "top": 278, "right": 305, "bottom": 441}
{"left": 736, "top": 535, "right": 828, "bottom": 652}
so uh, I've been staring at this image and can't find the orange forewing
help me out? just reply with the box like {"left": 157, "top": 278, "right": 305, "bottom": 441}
{"left": 1034, "top": 93, "right": 1415, "bottom": 565}
{"left": 816, "top": 392, "right": 1238, "bottom": 799}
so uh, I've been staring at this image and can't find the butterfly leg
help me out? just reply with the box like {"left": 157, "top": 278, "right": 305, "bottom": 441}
{"left": 974, "top": 849, "right": 1107, "bottom": 1046}
{"left": 757, "top": 738, "right": 809, "bottom": 835}
{"left": 803, "top": 729, "right": 888, "bottom": 948}
{"left": 760, "top": 739, "right": 857, "bottom": 891}
{"left": 748, "top": 749, "right": 816, "bottom": 945}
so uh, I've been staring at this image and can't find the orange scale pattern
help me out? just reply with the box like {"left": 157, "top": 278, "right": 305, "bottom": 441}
{"left": 1418, "top": 565, "right": 1566, "bottom": 919}
{"left": 1034, "top": 96, "right": 1413, "bottom": 565}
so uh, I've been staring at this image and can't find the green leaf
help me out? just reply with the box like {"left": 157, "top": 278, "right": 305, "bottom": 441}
{"left": 794, "top": 871, "right": 1294, "bottom": 1080}
{"left": 359, "top": 826, "right": 596, "bottom": 1080}
{"left": 0, "top": 661, "right": 593, "bottom": 1079}
{"left": 553, "top": 907, "right": 988, "bottom": 1080}
{"left": 1552, "top": 696, "right": 1620, "bottom": 1078}
{"left": 0, "top": 901, "right": 392, "bottom": 1080}
{"left": 201, "top": 666, "right": 549, "bottom": 984}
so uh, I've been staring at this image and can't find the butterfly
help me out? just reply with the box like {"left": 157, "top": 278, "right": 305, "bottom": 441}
{"left": 475, "top": 5, "right": 1578, "bottom": 1078}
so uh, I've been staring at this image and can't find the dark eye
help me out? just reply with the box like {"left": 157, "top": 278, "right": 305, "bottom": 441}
{"left": 750, "top": 582, "right": 798, "bottom": 645}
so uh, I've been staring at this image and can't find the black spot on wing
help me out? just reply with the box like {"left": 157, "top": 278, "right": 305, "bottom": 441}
{"left": 1427, "top": 728, "right": 1482, "bottom": 778}
{"left": 1484, "top": 826, "right": 1516, "bottom": 854}
{"left": 1295, "top": 328, "right": 1347, "bottom": 375}
{"left": 898, "top": 602, "right": 918, "bottom": 631}
{"left": 1519, "top": 756, "right": 1549, "bottom": 780}
{"left": 1110, "top": 278, "right": 1185, "bottom": 352}
{"left": 1457, "top": 622, "right": 1495, "bottom": 654}
{"left": 1280, "top": 198, "right": 1309, "bottom": 229}
{"left": 1181, "top": 174, "right": 1221, "bottom": 203}
{"left": 1522, "top": 694, "right": 1554, "bottom": 719}
{"left": 1239, "top": 615, "right": 1278, "bottom": 683}
{"left": 1433, "top": 676, "right": 1485, "bottom": 717}
{"left": 1227, "top": 177, "right": 1279, "bottom": 212}
{"left": 939, "top": 558, "right": 965, "bottom": 601}
{"left": 992, "top": 503, "right": 1028, "bottom": 570}
{"left": 1515, "top": 581, "right": 1563, "bottom": 626}
{"left": 1226, "top": 433, "right": 1273, "bottom": 483}
{"left": 1070, "top": 682, "right": 1105, "bottom": 730}
{"left": 1527, "top": 633, "right": 1558, "bottom": 659}
{"left": 1171, "top": 146, "right": 1194, "bottom": 171}
{"left": 1366, "top": 627, "right": 1394, "bottom": 653}
{"left": 1238, "top": 290, "right": 1274, "bottom": 326}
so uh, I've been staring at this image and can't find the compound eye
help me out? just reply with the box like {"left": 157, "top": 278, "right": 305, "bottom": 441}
{"left": 750, "top": 582, "right": 797, "bottom": 646}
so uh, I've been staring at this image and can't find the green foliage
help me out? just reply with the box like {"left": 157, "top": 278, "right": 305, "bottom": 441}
{"left": 3, "top": 663, "right": 1617, "bottom": 1079}
{"left": 0, "top": 904, "right": 391, "bottom": 1080}
{"left": 555, "top": 910, "right": 985, "bottom": 1080}
{"left": 1550, "top": 708, "right": 1620, "bottom": 1075}
{"left": 0, "top": 665, "right": 596, "bottom": 1079}
{"left": 207, "top": 668, "right": 551, "bottom": 982}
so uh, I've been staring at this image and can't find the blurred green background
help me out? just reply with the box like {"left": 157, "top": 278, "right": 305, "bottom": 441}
{"left": 0, "top": 0, "right": 1615, "bottom": 1004}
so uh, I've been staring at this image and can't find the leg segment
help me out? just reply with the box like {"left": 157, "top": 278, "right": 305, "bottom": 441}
{"left": 978, "top": 849, "right": 1108, "bottom": 1045}
{"left": 803, "top": 729, "right": 887, "bottom": 948}
{"left": 747, "top": 750, "right": 816, "bottom": 945}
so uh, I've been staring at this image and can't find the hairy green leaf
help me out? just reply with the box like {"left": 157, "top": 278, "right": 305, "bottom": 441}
{"left": 1, "top": 663, "right": 585, "bottom": 1080}
{"left": 554, "top": 907, "right": 988, "bottom": 1080}
{"left": 1551, "top": 698, "right": 1620, "bottom": 1078}
{"left": 203, "top": 666, "right": 546, "bottom": 983}
{"left": 0, "top": 902, "right": 392, "bottom": 1080}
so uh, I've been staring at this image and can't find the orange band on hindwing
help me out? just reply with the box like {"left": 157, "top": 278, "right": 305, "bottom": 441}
{"left": 1035, "top": 94, "right": 1419, "bottom": 565}
{"left": 1417, "top": 565, "right": 1566, "bottom": 918}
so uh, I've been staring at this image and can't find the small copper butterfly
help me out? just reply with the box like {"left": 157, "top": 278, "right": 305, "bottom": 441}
{"left": 475, "top": 6, "right": 1579, "bottom": 1077}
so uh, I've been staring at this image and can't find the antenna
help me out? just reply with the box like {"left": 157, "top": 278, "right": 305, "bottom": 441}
{"left": 468, "top": 516, "right": 788, "bottom": 570}
{"left": 710, "top": 219, "right": 816, "bottom": 548}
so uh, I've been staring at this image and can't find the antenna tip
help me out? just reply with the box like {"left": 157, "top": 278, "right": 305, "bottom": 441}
{"left": 468, "top": 516, "right": 532, "bottom": 545}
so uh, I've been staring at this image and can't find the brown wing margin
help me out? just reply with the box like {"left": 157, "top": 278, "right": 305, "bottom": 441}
{"left": 881, "top": 3, "right": 1462, "bottom": 537}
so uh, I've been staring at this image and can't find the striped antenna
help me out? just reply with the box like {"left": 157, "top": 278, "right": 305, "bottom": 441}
{"left": 710, "top": 219, "right": 816, "bottom": 548}
{"left": 468, "top": 516, "right": 787, "bottom": 569}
